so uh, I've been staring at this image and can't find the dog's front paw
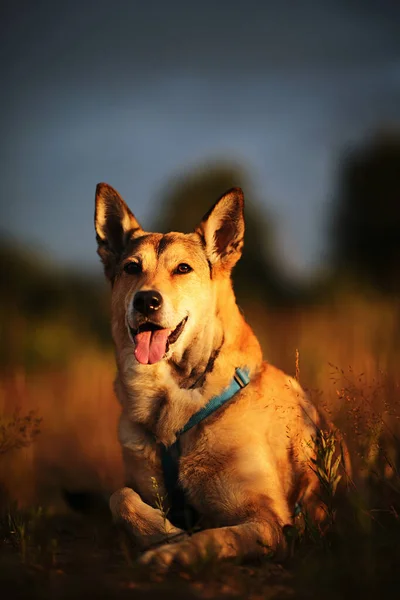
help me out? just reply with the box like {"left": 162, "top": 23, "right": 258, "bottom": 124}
{"left": 138, "top": 540, "right": 198, "bottom": 573}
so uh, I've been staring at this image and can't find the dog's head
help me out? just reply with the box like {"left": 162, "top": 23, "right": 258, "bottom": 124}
{"left": 95, "top": 183, "right": 244, "bottom": 365}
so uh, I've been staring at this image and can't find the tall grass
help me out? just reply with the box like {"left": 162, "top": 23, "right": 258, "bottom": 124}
{"left": 0, "top": 294, "right": 399, "bottom": 515}
{"left": 0, "top": 350, "right": 123, "bottom": 508}
{"left": 0, "top": 295, "right": 399, "bottom": 600}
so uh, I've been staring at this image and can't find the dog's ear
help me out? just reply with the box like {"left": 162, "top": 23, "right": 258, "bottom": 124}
{"left": 95, "top": 183, "right": 143, "bottom": 281}
{"left": 196, "top": 187, "right": 245, "bottom": 271}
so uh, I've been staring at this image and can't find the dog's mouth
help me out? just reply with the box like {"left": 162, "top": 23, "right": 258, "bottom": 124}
{"left": 129, "top": 317, "right": 188, "bottom": 365}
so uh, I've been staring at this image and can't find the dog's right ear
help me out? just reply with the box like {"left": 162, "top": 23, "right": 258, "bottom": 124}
{"left": 95, "top": 183, "right": 143, "bottom": 281}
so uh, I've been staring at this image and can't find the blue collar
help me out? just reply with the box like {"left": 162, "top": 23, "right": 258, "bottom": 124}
{"left": 161, "top": 367, "right": 250, "bottom": 531}
{"left": 179, "top": 367, "right": 250, "bottom": 435}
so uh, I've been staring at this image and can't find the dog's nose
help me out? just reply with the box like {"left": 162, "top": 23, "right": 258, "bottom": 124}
{"left": 133, "top": 291, "right": 163, "bottom": 316}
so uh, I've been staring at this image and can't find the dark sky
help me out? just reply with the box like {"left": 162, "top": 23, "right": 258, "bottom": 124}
{"left": 1, "top": 0, "right": 400, "bottom": 275}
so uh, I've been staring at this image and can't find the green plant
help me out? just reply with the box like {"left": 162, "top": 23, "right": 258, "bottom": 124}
{"left": 1, "top": 505, "right": 62, "bottom": 567}
{"left": 309, "top": 429, "right": 342, "bottom": 528}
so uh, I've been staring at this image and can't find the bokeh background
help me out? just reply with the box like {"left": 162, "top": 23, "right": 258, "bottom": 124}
{"left": 1, "top": 0, "right": 400, "bottom": 508}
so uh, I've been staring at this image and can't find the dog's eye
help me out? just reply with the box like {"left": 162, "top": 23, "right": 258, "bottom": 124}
{"left": 175, "top": 263, "right": 193, "bottom": 275}
{"left": 124, "top": 261, "right": 142, "bottom": 275}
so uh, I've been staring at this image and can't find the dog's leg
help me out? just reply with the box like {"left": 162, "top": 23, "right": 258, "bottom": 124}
{"left": 139, "top": 518, "right": 286, "bottom": 572}
{"left": 110, "top": 487, "right": 187, "bottom": 550}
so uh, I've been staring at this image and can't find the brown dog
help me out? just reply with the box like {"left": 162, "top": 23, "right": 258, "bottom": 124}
{"left": 95, "top": 183, "right": 326, "bottom": 571}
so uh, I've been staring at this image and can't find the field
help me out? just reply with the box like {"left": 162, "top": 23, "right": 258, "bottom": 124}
{"left": 1, "top": 296, "right": 400, "bottom": 598}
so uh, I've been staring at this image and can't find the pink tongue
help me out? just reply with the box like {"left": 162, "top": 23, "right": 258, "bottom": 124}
{"left": 134, "top": 329, "right": 171, "bottom": 365}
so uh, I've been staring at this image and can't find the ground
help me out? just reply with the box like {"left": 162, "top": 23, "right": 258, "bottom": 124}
{"left": 0, "top": 512, "right": 294, "bottom": 599}
{"left": 1, "top": 507, "right": 400, "bottom": 600}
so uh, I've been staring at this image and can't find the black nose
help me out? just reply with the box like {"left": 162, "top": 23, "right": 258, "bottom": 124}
{"left": 133, "top": 291, "right": 163, "bottom": 316}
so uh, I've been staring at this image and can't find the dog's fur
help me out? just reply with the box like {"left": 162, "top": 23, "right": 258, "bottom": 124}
{"left": 95, "top": 183, "right": 326, "bottom": 571}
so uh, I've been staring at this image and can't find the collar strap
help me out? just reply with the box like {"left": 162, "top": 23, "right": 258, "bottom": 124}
{"left": 179, "top": 367, "right": 250, "bottom": 436}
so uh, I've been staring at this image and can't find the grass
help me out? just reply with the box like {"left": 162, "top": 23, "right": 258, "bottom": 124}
{"left": 0, "top": 350, "right": 123, "bottom": 508}
{"left": 0, "top": 409, "right": 41, "bottom": 457}
{"left": 1, "top": 295, "right": 400, "bottom": 598}
{"left": 150, "top": 476, "right": 171, "bottom": 541}
{"left": 309, "top": 429, "right": 343, "bottom": 526}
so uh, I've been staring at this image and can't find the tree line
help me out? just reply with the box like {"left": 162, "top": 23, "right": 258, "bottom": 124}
{"left": 1, "top": 129, "right": 399, "bottom": 368}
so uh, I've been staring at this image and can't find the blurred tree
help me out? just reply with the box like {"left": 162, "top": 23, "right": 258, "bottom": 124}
{"left": 331, "top": 130, "right": 400, "bottom": 294}
{"left": 154, "top": 163, "right": 295, "bottom": 306}
{"left": 0, "top": 242, "right": 111, "bottom": 369}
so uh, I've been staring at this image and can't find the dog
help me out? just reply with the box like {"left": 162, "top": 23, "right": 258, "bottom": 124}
{"left": 94, "top": 182, "right": 328, "bottom": 571}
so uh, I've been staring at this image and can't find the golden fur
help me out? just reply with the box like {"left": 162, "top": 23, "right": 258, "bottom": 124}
{"left": 95, "top": 183, "right": 326, "bottom": 571}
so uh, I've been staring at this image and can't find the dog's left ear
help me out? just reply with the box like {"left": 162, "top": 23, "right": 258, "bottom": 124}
{"left": 196, "top": 188, "right": 245, "bottom": 270}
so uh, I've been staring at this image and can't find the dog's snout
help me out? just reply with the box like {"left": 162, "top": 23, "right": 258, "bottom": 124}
{"left": 133, "top": 291, "right": 163, "bottom": 316}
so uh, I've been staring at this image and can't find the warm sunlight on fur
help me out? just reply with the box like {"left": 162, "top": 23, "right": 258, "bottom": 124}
{"left": 94, "top": 183, "right": 331, "bottom": 570}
